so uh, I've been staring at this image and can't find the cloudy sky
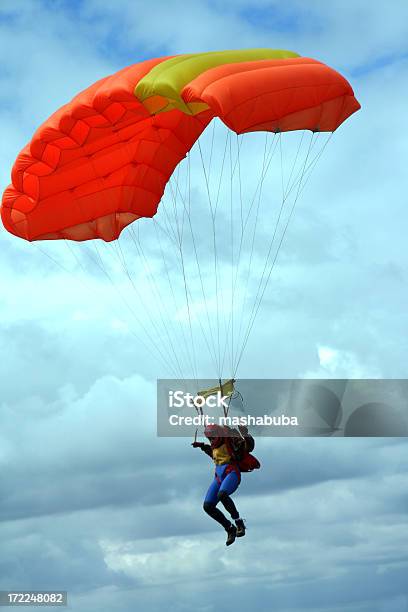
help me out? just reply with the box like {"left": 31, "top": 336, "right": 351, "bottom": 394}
{"left": 1, "top": 1, "right": 407, "bottom": 611}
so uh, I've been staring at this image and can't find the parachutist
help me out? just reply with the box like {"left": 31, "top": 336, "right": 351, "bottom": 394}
{"left": 193, "top": 423, "right": 260, "bottom": 544}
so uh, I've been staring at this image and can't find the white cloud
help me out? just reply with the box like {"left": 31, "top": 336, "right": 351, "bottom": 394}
{"left": 302, "top": 344, "right": 381, "bottom": 378}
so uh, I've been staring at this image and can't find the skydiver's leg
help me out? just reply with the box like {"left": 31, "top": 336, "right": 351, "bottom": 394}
{"left": 203, "top": 477, "right": 232, "bottom": 530}
{"left": 217, "top": 471, "right": 240, "bottom": 520}
{"left": 218, "top": 472, "right": 246, "bottom": 536}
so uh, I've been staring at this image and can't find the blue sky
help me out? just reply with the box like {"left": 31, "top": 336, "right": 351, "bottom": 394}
{"left": 1, "top": 1, "right": 408, "bottom": 611}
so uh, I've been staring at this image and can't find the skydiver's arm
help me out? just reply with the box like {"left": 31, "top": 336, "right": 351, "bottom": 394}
{"left": 201, "top": 443, "right": 213, "bottom": 457}
{"left": 191, "top": 442, "right": 213, "bottom": 457}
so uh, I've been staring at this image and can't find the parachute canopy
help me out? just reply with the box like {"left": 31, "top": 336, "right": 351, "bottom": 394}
{"left": 1, "top": 49, "right": 360, "bottom": 243}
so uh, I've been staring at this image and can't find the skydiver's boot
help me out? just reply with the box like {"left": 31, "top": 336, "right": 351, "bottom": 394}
{"left": 226, "top": 524, "right": 237, "bottom": 546}
{"left": 235, "top": 518, "right": 246, "bottom": 537}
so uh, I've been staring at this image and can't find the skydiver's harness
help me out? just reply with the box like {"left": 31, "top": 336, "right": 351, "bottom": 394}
{"left": 223, "top": 433, "right": 260, "bottom": 475}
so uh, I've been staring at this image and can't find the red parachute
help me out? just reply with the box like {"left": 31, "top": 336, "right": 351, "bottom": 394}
{"left": 1, "top": 49, "right": 360, "bottom": 243}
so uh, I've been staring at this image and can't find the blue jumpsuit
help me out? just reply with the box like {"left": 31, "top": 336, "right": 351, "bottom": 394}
{"left": 204, "top": 463, "right": 240, "bottom": 504}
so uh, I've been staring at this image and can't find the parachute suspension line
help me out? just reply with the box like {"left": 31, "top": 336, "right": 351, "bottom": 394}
{"left": 78, "top": 238, "right": 183, "bottom": 379}
{"left": 149, "top": 218, "right": 199, "bottom": 375}
{"left": 33, "top": 241, "right": 76, "bottom": 275}
{"left": 112, "top": 240, "right": 177, "bottom": 372}
{"left": 151, "top": 175, "right": 199, "bottom": 381}
{"left": 198, "top": 139, "right": 222, "bottom": 379}
{"left": 111, "top": 234, "right": 187, "bottom": 381}
{"left": 228, "top": 133, "right": 245, "bottom": 377}
{"left": 144, "top": 129, "right": 200, "bottom": 381}
{"left": 207, "top": 119, "right": 217, "bottom": 188}
{"left": 296, "top": 132, "right": 333, "bottom": 199}
{"left": 179, "top": 124, "right": 241, "bottom": 382}
{"left": 149, "top": 210, "right": 204, "bottom": 381}
{"left": 232, "top": 131, "right": 327, "bottom": 375}
{"left": 149, "top": 216, "right": 176, "bottom": 245}
{"left": 232, "top": 133, "right": 246, "bottom": 374}
{"left": 178, "top": 152, "right": 222, "bottom": 375}
{"left": 167, "top": 171, "right": 200, "bottom": 383}
{"left": 219, "top": 378, "right": 231, "bottom": 418}
{"left": 230, "top": 132, "right": 234, "bottom": 378}
{"left": 143, "top": 194, "right": 193, "bottom": 378}
{"left": 155, "top": 125, "right": 229, "bottom": 382}
{"left": 220, "top": 132, "right": 279, "bottom": 376}
{"left": 279, "top": 133, "right": 285, "bottom": 202}
{"left": 212, "top": 130, "right": 246, "bottom": 381}
{"left": 236, "top": 134, "right": 245, "bottom": 240}
{"left": 183, "top": 155, "right": 221, "bottom": 375}
{"left": 285, "top": 130, "right": 305, "bottom": 196}
{"left": 208, "top": 127, "right": 233, "bottom": 378}
{"left": 226, "top": 133, "right": 245, "bottom": 185}
{"left": 153, "top": 143, "right": 224, "bottom": 379}
{"left": 136, "top": 219, "right": 199, "bottom": 382}
{"left": 233, "top": 131, "right": 321, "bottom": 376}
{"left": 161, "top": 196, "right": 185, "bottom": 248}
{"left": 91, "top": 241, "right": 184, "bottom": 381}
{"left": 193, "top": 390, "right": 205, "bottom": 444}
{"left": 281, "top": 131, "right": 324, "bottom": 199}
{"left": 224, "top": 133, "right": 270, "bottom": 375}
{"left": 231, "top": 133, "right": 278, "bottom": 363}
{"left": 241, "top": 134, "right": 280, "bottom": 233}
{"left": 212, "top": 125, "right": 230, "bottom": 217}
{"left": 223, "top": 132, "right": 247, "bottom": 378}
{"left": 159, "top": 165, "right": 186, "bottom": 247}
{"left": 234, "top": 132, "right": 316, "bottom": 375}
{"left": 231, "top": 131, "right": 305, "bottom": 370}
{"left": 65, "top": 241, "right": 187, "bottom": 381}
{"left": 152, "top": 217, "right": 219, "bottom": 380}
{"left": 170, "top": 164, "right": 188, "bottom": 246}
{"left": 176, "top": 155, "right": 226, "bottom": 392}
{"left": 33, "top": 240, "right": 181, "bottom": 381}
{"left": 207, "top": 129, "right": 231, "bottom": 365}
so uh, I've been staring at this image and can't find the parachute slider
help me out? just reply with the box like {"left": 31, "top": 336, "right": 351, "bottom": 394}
{"left": 197, "top": 378, "right": 235, "bottom": 401}
{"left": 193, "top": 378, "right": 235, "bottom": 418}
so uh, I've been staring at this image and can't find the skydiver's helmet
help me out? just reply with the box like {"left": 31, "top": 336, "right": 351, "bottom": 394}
{"left": 204, "top": 424, "right": 225, "bottom": 439}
